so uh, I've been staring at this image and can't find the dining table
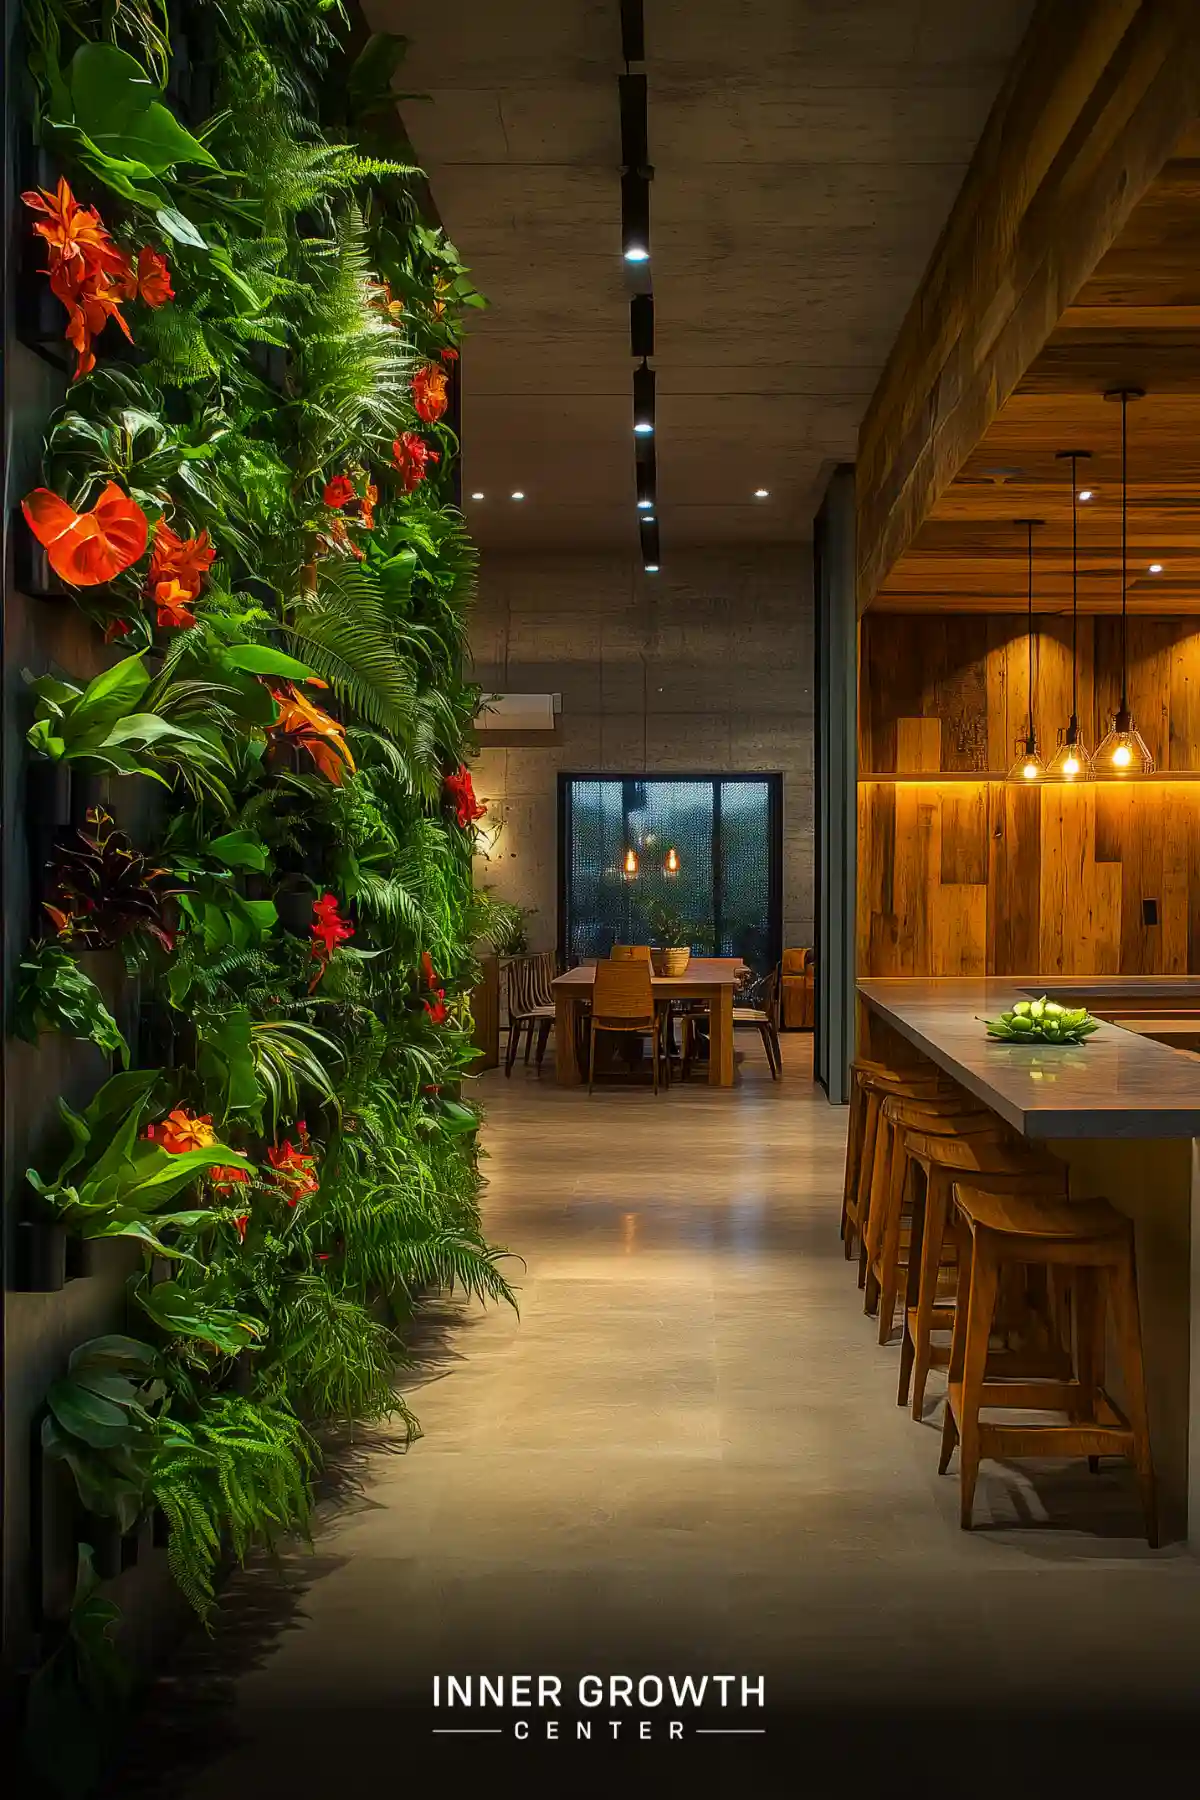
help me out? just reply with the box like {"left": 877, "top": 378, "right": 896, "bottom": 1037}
{"left": 551, "top": 957, "right": 750, "bottom": 1087}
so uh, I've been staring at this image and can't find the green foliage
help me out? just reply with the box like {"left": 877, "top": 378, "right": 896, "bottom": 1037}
{"left": 150, "top": 1395, "right": 313, "bottom": 1619}
{"left": 14, "top": 941, "right": 129, "bottom": 1064}
{"left": 17, "top": 0, "right": 510, "bottom": 1712}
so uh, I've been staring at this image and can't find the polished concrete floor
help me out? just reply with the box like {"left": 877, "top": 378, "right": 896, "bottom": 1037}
{"left": 115, "top": 1033, "right": 1200, "bottom": 1794}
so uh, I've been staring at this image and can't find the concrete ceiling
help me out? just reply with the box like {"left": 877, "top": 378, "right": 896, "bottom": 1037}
{"left": 365, "top": 0, "right": 1034, "bottom": 554}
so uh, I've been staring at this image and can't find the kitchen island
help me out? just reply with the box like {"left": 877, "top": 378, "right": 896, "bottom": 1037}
{"left": 858, "top": 977, "right": 1200, "bottom": 1544}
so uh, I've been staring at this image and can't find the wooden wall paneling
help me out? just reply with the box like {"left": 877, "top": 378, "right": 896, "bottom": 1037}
{"left": 1126, "top": 617, "right": 1175, "bottom": 767}
{"left": 858, "top": 784, "right": 899, "bottom": 974}
{"left": 895, "top": 717, "right": 941, "bottom": 772}
{"left": 892, "top": 785, "right": 940, "bottom": 973}
{"left": 987, "top": 782, "right": 1042, "bottom": 974}
{"left": 1038, "top": 787, "right": 1121, "bottom": 974}
{"left": 1187, "top": 789, "right": 1200, "bottom": 966}
{"left": 1168, "top": 626, "right": 1200, "bottom": 770}
{"left": 1162, "top": 784, "right": 1191, "bottom": 971}
{"left": 931, "top": 882, "right": 988, "bottom": 976}
{"left": 985, "top": 620, "right": 1014, "bottom": 771}
{"left": 940, "top": 784, "right": 989, "bottom": 885}
{"left": 932, "top": 616, "right": 990, "bottom": 770}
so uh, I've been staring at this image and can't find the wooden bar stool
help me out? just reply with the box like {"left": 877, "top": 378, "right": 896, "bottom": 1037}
{"left": 896, "top": 1129, "right": 1067, "bottom": 1419}
{"left": 939, "top": 1185, "right": 1157, "bottom": 1545}
{"left": 843, "top": 1063, "right": 954, "bottom": 1276}
{"left": 866, "top": 1092, "right": 1000, "bottom": 1342}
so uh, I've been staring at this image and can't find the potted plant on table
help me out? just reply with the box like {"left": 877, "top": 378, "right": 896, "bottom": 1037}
{"left": 645, "top": 901, "right": 694, "bottom": 977}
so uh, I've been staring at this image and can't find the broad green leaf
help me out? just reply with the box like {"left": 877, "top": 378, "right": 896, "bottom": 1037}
{"left": 68, "top": 44, "right": 220, "bottom": 173}
{"left": 207, "top": 831, "right": 269, "bottom": 871}
{"left": 70, "top": 1335, "right": 158, "bottom": 1375}
{"left": 46, "top": 1378, "right": 137, "bottom": 1449}
{"left": 220, "top": 645, "right": 317, "bottom": 680}
{"left": 156, "top": 205, "right": 207, "bottom": 248}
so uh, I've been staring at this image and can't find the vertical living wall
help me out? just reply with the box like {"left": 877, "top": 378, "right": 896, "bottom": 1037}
{"left": 5, "top": 0, "right": 506, "bottom": 1779}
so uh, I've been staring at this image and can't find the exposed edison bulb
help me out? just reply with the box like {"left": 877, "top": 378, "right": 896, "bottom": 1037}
{"left": 1062, "top": 754, "right": 1081, "bottom": 778}
{"left": 664, "top": 846, "right": 680, "bottom": 876}
{"left": 1022, "top": 760, "right": 1040, "bottom": 781}
{"left": 623, "top": 847, "right": 639, "bottom": 877}
{"left": 1112, "top": 743, "right": 1133, "bottom": 769}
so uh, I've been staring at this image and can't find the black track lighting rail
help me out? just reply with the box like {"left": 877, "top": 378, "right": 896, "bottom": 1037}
{"left": 617, "top": 2, "right": 657, "bottom": 571}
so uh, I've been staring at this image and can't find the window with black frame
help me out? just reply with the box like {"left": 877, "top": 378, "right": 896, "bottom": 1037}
{"left": 559, "top": 775, "right": 782, "bottom": 978}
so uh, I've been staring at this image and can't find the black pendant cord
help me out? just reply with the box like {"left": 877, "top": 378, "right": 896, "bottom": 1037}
{"left": 1026, "top": 519, "right": 1035, "bottom": 746}
{"left": 1120, "top": 390, "right": 1129, "bottom": 712}
{"left": 1070, "top": 453, "right": 1079, "bottom": 728}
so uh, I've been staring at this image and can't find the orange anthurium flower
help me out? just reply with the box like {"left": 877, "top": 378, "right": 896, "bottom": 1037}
{"left": 360, "top": 481, "right": 378, "bottom": 531}
{"left": 411, "top": 362, "right": 449, "bottom": 423}
{"left": 154, "top": 579, "right": 197, "bottom": 629}
{"left": 136, "top": 246, "right": 173, "bottom": 307}
{"left": 147, "top": 520, "right": 214, "bottom": 606}
{"left": 268, "top": 683, "right": 357, "bottom": 786}
{"left": 22, "top": 481, "right": 148, "bottom": 586}
{"left": 145, "top": 1108, "right": 219, "bottom": 1154}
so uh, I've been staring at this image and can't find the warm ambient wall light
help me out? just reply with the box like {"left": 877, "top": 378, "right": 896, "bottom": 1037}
{"left": 1096, "top": 387, "right": 1155, "bottom": 774}
{"left": 1007, "top": 519, "right": 1046, "bottom": 783}
{"left": 664, "top": 846, "right": 679, "bottom": 876}
{"left": 623, "top": 847, "right": 639, "bottom": 878}
{"left": 1048, "top": 450, "right": 1094, "bottom": 781}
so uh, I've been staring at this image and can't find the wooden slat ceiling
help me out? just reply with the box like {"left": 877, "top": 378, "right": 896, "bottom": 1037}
{"left": 871, "top": 127, "right": 1200, "bottom": 613}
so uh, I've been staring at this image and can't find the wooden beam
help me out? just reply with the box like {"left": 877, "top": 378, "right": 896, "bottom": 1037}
{"left": 856, "top": 0, "right": 1200, "bottom": 614}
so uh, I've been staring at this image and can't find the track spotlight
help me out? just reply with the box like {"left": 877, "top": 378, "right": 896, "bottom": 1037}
{"left": 633, "top": 360, "right": 655, "bottom": 436}
{"left": 621, "top": 171, "right": 650, "bottom": 264}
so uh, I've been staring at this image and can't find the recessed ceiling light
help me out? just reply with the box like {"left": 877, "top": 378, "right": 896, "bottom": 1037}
{"left": 624, "top": 246, "right": 649, "bottom": 264}
{"left": 1149, "top": 562, "right": 1164, "bottom": 573}
{"left": 637, "top": 498, "right": 653, "bottom": 510}
{"left": 640, "top": 514, "right": 656, "bottom": 525}
{"left": 633, "top": 422, "right": 654, "bottom": 437}
{"left": 644, "top": 563, "right": 659, "bottom": 573}
{"left": 511, "top": 491, "right": 525, "bottom": 501}
{"left": 1078, "top": 489, "right": 1094, "bottom": 501}
{"left": 470, "top": 491, "right": 485, "bottom": 500}
{"left": 754, "top": 488, "right": 769, "bottom": 498}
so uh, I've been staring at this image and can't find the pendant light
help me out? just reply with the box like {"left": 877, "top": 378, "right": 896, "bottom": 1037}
{"left": 1007, "top": 519, "right": 1046, "bottom": 783}
{"left": 623, "top": 847, "right": 639, "bottom": 878}
{"left": 663, "top": 845, "right": 679, "bottom": 876}
{"left": 1048, "top": 450, "right": 1095, "bottom": 781}
{"left": 1096, "top": 387, "right": 1154, "bottom": 775}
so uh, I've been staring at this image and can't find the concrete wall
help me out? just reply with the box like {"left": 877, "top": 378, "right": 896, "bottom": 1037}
{"left": 469, "top": 547, "right": 814, "bottom": 953}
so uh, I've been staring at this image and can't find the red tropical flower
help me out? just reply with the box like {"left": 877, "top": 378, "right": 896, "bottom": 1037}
{"left": 392, "top": 431, "right": 440, "bottom": 494}
{"left": 423, "top": 991, "right": 448, "bottom": 1025}
{"left": 268, "top": 682, "right": 356, "bottom": 785}
{"left": 147, "top": 520, "right": 214, "bottom": 606}
{"left": 267, "top": 1135, "right": 319, "bottom": 1204}
{"left": 420, "top": 949, "right": 438, "bottom": 988}
{"left": 444, "top": 764, "right": 486, "bottom": 830}
{"left": 104, "top": 617, "right": 132, "bottom": 642}
{"left": 136, "top": 246, "right": 173, "bottom": 307}
{"left": 153, "top": 579, "right": 197, "bottom": 629}
{"left": 22, "top": 481, "right": 148, "bottom": 586}
{"left": 234, "top": 1213, "right": 250, "bottom": 1242}
{"left": 211, "top": 1165, "right": 250, "bottom": 1196}
{"left": 439, "top": 347, "right": 459, "bottom": 363}
{"left": 18, "top": 181, "right": 172, "bottom": 377}
{"left": 411, "top": 362, "right": 449, "bottom": 423}
{"left": 323, "top": 474, "right": 355, "bottom": 509}
{"left": 309, "top": 893, "right": 354, "bottom": 989}
{"left": 145, "top": 1109, "right": 218, "bottom": 1154}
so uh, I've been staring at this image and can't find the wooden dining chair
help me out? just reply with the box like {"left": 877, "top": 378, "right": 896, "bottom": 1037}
{"left": 504, "top": 951, "right": 556, "bottom": 1075}
{"left": 588, "top": 957, "right": 668, "bottom": 1093}
{"left": 732, "top": 964, "right": 783, "bottom": 1078}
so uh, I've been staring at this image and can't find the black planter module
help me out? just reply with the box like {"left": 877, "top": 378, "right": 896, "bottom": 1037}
{"left": 13, "top": 1219, "right": 68, "bottom": 1293}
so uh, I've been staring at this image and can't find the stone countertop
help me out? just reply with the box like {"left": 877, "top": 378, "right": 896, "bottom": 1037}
{"left": 858, "top": 978, "right": 1200, "bottom": 1139}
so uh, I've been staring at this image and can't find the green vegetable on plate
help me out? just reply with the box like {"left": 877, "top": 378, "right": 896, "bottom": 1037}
{"left": 984, "top": 996, "right": 1100, "bottom": 1044}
